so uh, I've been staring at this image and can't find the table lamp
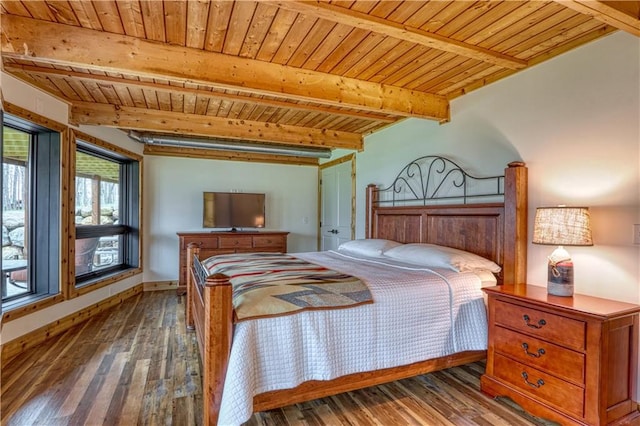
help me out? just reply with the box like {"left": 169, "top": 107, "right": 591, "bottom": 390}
{"left": 532, "top": 206, "right": 593, "bottom": 296}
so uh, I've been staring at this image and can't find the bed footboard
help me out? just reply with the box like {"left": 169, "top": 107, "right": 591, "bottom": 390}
{"left": 186, "top": 243, "right": 233, "bottom": 426}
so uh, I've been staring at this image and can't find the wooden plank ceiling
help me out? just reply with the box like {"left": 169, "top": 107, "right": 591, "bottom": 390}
{"left": 1, "top": 1, "right": 639, "bottom": 165}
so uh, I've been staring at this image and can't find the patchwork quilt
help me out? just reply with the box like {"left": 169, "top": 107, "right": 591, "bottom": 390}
{"left": 201, "top": 252, "right": 373, "bottom": 321}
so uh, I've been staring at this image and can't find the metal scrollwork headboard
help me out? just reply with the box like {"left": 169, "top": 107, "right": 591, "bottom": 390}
{"left": 373, "top": 156, "right": 505, "bottom": 206}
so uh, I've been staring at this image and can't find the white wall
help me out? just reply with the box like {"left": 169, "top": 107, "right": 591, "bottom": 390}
{"left": 143, "top": 156, "right": 318, "bottom": 282}
{"left": 357, "top": 31, "right": 640, "bottom": 305}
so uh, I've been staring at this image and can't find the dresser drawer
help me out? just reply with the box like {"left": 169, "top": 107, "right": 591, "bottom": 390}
{"left": 253, "top": 235, "right": 285, "bottom": 249}
{"left": 218, "top": 236, "right": 253, "bottom": 249}
{"left": 182, "top": 235, "right": 219, "bottom": 250}
{"left": 493, "top": 353, "right": 584, "bottom": 418}
{"left": 493, "top": 326, "right": 585, "bottom": 384}
{"left": 494, "top": 300, "right": 586, "bottom": 351}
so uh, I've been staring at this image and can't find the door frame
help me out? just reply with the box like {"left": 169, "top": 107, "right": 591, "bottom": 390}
{"left": 317, "top": 153, "right": 356, "bottom": 250}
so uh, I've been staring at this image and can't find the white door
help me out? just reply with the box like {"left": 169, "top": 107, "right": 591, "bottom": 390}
{"left": 320, "top": 159, "right": 353, "bottom": 251}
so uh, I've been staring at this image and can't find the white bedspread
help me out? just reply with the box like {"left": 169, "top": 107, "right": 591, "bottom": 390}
{"left": 217, "top": 251, "right": 488, "bottom": 425}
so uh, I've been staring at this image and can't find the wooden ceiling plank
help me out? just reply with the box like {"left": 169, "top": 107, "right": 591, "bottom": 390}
{"left": 143, "top": 144, "right": 319, "bottom": 167}
{"left": 410, "top": 56, "right": 477, "bottom": 92}
{"left": 314, "top": 27, "right": 370, "bottom": 73}
{"left": 140, "top": 0, "right": 166, "bottom": 42}
{"left": 186, "top": 0, "right": 211, "bottom": 49}
{"left": 69, "top": 1, "right": 104, "bottom": 31}
{"left": 275, "top": 1, "right": 527, "bottom": 69}
{"left": 20, "top": 1, "right": 57, "bottom": 21}
{"left": 66, "top": 78, "right": 98, "bottom": 103}
{"left": 452, "top": 1, "right": 524, "bottom": 42}
{"left": 496, "top": 10, "right": 587, "bottom": 57}
{"left": 271, "top": 12, "right": 319, "bottom": 64}
{"left": 1, "top": 1, "right": 30, "bottom": 17}
{"left": 223, "top": 1, "right": 257, "bottom": 56}
{"left": 1, "top": 15, "right": 448, "bottom": 120}
{"left": 203, "top": 1, "right": 234, "bottom": 52}
{"left": 194, "top": 96, "right": 210, "bottom": 116}
{"left": 301, "top": 23, "right": 355, "bottom": 70}
{"left": 70, "top": 102, "right": 363, "bottom": 150}
{"left": 156, "top": 91, "right": 172, "bottom": 111}
{"left": 479, "top": 3, "right": 565, "bottom": 52}
{"left": 435, "top": 1, "right": 505, "bottom": 38}
{"left": 380, "top": 48, "right": 443, "bottom": 86}
{"left": 287, "top": 20, "right": 337, "bottom": 68}
{"left": 417, "top": 1, "right": 478, "bottom": 33}
{"left": 44, "top": 1, "right": 80, "bottom": 26}
{"left": 354, "top": 39, "right": 415, "bottom": 81}
{"left": 127, "top": 87, "right": 149, "bottom": 109}
{"left": 556, "top": 0, "right": 640, "bottom": 35}
{"left": 343, "top": 37, "right": 403, "bottom": 79}
{"left": 514, "top": 18, "right": 604, "bottom": 59}
{"left": 164, "top": 0, "right": 188, "bottom": 46}
{"left": 239, "top": 3, "right": 279, "bottom": 59}
{"left": 113, "top": 1, "right": 143, "bottom": 36}
{"left": 255, "top": 8, "right": 299, "bottom": 62}
{"left": 328, "top": 31, "right": 388, "bottom": 76}
{"left": 83, "top": 80, "right": 110, "bottom": 104}
{"left": 113, "top": 85, "right": 136, "bottom": 108}
{"left": 92, "top": 1, "right": 125, "bottom": 35}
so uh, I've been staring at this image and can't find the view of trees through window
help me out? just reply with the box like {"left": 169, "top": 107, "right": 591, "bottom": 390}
{"left": 2, "top": 126, "right": 30, "bottom": 300}
{"left": 75, "top": 150, "right": 122, "bottom": 277}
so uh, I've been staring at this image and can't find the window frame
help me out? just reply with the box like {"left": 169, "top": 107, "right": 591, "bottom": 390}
{"left": 1, "top": 110, "right": 63, "bottom": 310}
{"left": 71, "top": 131, "right": 142, "bottom": 296}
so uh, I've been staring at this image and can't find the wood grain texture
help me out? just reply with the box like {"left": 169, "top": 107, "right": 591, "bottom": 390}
{"left": 2, "top": 290, "right": 558, "bottom": 426}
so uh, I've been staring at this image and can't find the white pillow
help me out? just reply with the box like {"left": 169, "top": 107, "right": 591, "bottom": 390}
{"left": 383, "top": 243, "right": 501, "bottom": 273}
{"left": 337, "top": 239, "right": 402, "bottom": 258}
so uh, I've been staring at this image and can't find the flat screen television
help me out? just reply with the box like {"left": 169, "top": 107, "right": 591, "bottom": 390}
{"left": 203, "top": 192, "right": 265, "bottom": 230}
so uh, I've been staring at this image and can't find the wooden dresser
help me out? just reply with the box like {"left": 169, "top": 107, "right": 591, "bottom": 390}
{"left": 481, "top": 284, "right": 640, "bottom": 426}
{"left": 176, "top": 231, "right": 288, "bottom": 294}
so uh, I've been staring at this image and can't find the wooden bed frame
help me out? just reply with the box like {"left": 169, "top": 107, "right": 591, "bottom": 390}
{"left": 186, "top": 160, "right": 527, "bottom": 425}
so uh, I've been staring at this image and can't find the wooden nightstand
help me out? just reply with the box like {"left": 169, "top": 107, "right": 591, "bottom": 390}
{"left": 481, "top": 284, "right": 640, "bottom": 425}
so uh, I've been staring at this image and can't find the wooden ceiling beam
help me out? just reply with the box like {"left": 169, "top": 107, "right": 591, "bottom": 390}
{"left": 274, "top": 0, "right": 528, "bottom": 70}
{"left": 1, "top": 14, "right": 449, "bottom": 121}
{"left": 3, "top": 63, "right": 396, "bottom": 124}
{"left": 556, "top": 1, "right": 640, "bottom": 36}
{"left": 69, "top": 102, "right": 363, "bottom": 150}
{"left": 143, "top": 144, "right": 319, "bottom": 167}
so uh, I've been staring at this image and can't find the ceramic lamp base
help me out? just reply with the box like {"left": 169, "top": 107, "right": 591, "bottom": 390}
{"left": 547, "top": 259, "right": 574, "bottom": 297}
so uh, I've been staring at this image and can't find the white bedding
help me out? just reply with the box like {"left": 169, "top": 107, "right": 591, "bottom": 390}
{"left": 216, "top": 250, "right": 489, "bottom": 425}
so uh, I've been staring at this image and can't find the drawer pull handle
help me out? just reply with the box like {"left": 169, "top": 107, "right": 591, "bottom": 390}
{"left": 523, "top": 314, "right": 546, "bottom": 329}
{"left": 522, "top": 343, "right": 546, "bottom": 358}
{"left": 521, "top": 372, "right": 545, "bottom": 388}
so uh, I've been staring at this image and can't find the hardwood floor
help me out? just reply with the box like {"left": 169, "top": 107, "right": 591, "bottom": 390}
{"left": 1, "top": 291, "right": 555, "bottom": 426}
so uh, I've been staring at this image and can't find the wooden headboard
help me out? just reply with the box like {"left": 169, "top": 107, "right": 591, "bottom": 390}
{"left": 365, "top": 158, "right": 527, "bottom": 285}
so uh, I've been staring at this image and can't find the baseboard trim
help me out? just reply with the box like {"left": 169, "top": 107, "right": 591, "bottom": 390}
{"left": 1, "top": 284, "right": 143, "bottom": 363}
{"left": 143, "top": 281, "right": 178, "bottom": 291}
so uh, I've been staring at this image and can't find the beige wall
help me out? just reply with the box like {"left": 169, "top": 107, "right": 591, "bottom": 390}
{"left": 357, "top": 31, "right": 639, "bottom": 304}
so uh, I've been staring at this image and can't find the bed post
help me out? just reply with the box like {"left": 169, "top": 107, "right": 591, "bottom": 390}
{"left": 203, "top": 273, "right": 233, "bottom": 426}
{"left": 503, "top": 161, "right": 528, "bottom": 286}
{"left": 186, "top": 243, "right": 198, "bottom": 330}
{"left": 365, "top": 184, "right": 377, "bottom": 238}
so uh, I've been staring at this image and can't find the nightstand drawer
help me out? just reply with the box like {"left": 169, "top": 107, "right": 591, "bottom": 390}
{"left": 494, "top": 300, "right": 586, "bottom": 351}
{"left": 493, "top": 353, "right": 584, "bottom": 418}
{"left": 493, "top": 326, "right": 585, "bottom": 384}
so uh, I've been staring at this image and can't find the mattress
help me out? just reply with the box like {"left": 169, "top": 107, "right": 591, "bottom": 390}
{"left": 216, "top": 250, "right": 489, "bottom": 425}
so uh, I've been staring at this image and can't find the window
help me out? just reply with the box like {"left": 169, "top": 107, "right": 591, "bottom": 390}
{"left": 74, "top": 140, "right": 139, "bottom": 286}
{"left": 1, "top": 112, "right": 60, "bottom": 306}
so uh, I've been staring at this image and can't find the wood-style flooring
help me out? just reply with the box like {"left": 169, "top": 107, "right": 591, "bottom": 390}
{"left": 1, "top": 291, "right": 555, "bottom": 426}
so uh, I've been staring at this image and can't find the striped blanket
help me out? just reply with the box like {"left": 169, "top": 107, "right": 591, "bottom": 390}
{"left": 201, "top": 252, "right": 373, "bottom": 321}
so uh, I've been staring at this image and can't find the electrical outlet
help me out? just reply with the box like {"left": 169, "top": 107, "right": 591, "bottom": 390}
{"left": 634, "top": 224, "right": 640, "bottom": 245}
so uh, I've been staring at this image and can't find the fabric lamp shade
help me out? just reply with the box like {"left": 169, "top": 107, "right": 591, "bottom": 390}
{"left": 533, "top": 207, "right": 593, "bottom": 297}
{"left": 533, "top": 207, "right": 593, "bottom": 246}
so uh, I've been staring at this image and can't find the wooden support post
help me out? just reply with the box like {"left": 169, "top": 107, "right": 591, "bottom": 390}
{"left": 503, "top": 161, "right": 528, "bottom": 286}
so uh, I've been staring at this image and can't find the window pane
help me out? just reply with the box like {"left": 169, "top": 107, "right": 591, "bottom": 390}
{"left": 2, "top": 126, "right": 30, "bottom": 300}
{"left": 75, "top": 151, "right": 122, "bottom": 277}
